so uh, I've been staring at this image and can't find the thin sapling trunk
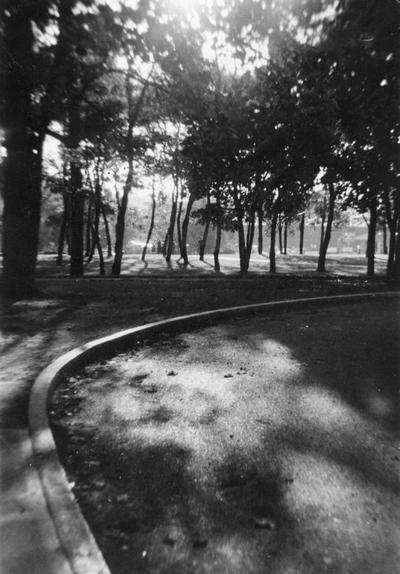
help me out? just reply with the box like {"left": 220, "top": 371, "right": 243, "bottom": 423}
{"left": 258, "top": 208, "right": 263, "bottom": 255}
{"left": 366, "top": 196, "right": 377, "bottom": 276}
{"left": 317, "top": 182, "right": 336, "bottom": 273}
{"left": 269, "top": 211, "right": 278, "bottom": 273}
{"left": 299, "top": 212, "right": 305, "bottom": 254}
{"left": 199, "top": 191, "right": 211, "bottom": 261}
{"left": 180, "top": 193, "right": 195, "bottom": 266}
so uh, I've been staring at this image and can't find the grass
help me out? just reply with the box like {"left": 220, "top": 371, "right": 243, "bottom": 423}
{"left": 34, "top": 251, "right": 389, "bottom": 278}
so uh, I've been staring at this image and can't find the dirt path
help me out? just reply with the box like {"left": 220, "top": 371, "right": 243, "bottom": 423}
{"left": 50, "top": 298, "right": 400, "bottom": 574}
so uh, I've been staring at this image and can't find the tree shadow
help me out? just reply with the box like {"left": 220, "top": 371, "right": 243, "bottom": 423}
{"left": 226, "top": 300, "right": 400, "bottom": 433}
{"left": 200, "top": 259, "right": 214, "bottom": 268}
{"left": 52, "top": 419, "right": 292, "bottom": 574}
{"left": 0, "top": 303, "right": 77, "bottom": 352}
{"left": 48, "top": 298, "right": 400, "bottom": 573}
{"left": 0, "top": 300, "right": 88, "bottom": 427}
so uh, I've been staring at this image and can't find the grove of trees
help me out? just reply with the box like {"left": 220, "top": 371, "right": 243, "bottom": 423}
{"left": 1, "top": 0, "right": 399, "bottom": 298}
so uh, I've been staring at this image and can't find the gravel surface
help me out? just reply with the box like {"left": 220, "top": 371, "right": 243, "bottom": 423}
{"left": 51, "top": 298, "right": 400, "bottom": 574}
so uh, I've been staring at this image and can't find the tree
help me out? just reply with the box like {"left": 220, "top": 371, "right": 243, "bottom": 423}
{"left": 111, "top": 65, "right": 153, "bottom": 275}
{"left": 314, "top": 177, "right": 342, "bottom": 273}
{"left": 1, "top": 0, "right": 124, "bottom": 292}
{"left": 57, "top": 4, "right": 124, "bottom": 276}
{"left": 325, "top": 0, "right": 400, "bottom": 276}
{"left": 2, "top": 2, "right": 47, "bottom": 297}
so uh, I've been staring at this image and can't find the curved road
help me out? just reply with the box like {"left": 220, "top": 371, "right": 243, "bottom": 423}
{"left": 51, "top": 298, "right": 400, "bottom": 574}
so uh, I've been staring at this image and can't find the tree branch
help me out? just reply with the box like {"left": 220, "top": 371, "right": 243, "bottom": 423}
{"left": 46, "top": 129, "right": 66, "bottom": 144}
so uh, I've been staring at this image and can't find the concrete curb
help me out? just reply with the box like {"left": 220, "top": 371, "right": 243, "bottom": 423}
{"left": 28, "top": 291, "right": 399, "bottom": 574}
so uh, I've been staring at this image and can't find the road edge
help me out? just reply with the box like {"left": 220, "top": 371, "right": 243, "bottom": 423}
{"left": 28, "top": 291, "right": 399, "bottom": 574}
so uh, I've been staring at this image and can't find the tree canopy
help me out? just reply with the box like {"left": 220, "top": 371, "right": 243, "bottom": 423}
{"left": 1, "top": 0, "right": 399, "bottom": 296}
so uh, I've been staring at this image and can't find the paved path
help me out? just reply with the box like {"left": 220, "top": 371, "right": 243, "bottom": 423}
{"left": 0, "top": 304, "right": 75, "bottom": 574}
{"left": 0, "top": 428, "right": 72, "bottom": 574}
{"left": 0, "top": 291, "right": 397, "bottom": 574}
{"left": 56, "top": 298, "right": 399, "bottom": 574}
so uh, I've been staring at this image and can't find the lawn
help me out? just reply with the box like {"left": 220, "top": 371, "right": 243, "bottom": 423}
{"left": 34, "top": 251, "right": 389, "bottom": 278}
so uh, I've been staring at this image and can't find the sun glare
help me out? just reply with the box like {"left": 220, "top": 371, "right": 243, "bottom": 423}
{"left": 167, "top": 0, "right": 202, "bottom": 8}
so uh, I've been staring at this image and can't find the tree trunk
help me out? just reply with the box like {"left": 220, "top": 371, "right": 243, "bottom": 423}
{"left": 176, "top": 195, "right": 184, "bottom": 257}
{"left": 278, "top": 216, "right": 283, "bottom": 254}
{"left": 142, "top": 183, "right": 156, "bottom": 262}
{"left": 112, "top": 65, "right": 151, "bottom": 275}
{"left": 199, "top": 191, "right": 211, "bottom": 261}
{"left": 258, "top": 208, "right": 263, "bottom": 255}
{"left": 96, "top": 235, "right": 105, "bottom": 276}
{"left": 237, "top": 220, "right": 247, "bottom": 274}
{"left": 392, "top": 217, "right": 400, "bottom": 282}
{"left": 199, "top": 222, "right": 210, "bottom": 260}
{"left": 93, "top": 226, "right": 105, "bottom": 276}
{"left": 269, "top": 211, "right": 278, "bottom": 273}
{"left": 233, "top": 189, "right": 248, "bottom": 275}
{"left": 384, "top": 190, "right": 399, "bottom": 279}
{"left": 92, "top": 179, "right": 105, "bottom": 275}
{"left": 101, "top": 204, "right": 112, "bottom": 257}
{"left": 214, "top": 223, "right": 222, "bottom": 272}
{"left": 214, "top": 193, "right": 222, "bottom": 272}
{"left": 299, "top": 212, "right": 305, "bottom": 254}
{"left": 2, "top": 0, "right": 77, "bottom": 297}
{"left": 283, "top": 220, "right": 288, "bottom": 255}
{"left": 180, "top": 194, "right": 195, "bottom": 266}
{"left": 2, "top": 8, "right": 42, "bottom": 298}
{"left": 245, "top": 211, "right": 256, "bottom": 272}
{"left": 112, "top": 171, "right": 132, "bottom": 275}
{"left": 387, "top": 222, "right": 396, "bottom": 276}
{"left": 383, "top": 190, "right": 395, "bottom": 276}
{"left": 382, "top": 223, "right": 388, "bottom": 254}
{"left": 57, "top": 195, "right": 69, "bottom": 265}
{"left": 88, "top": 205, "right": 98, "bottom": 262}
{"left": 91, "top": 220, "right": 105, "bottom": 276}
{"left": 317, "top": 182, "right": 336, "bottom": 273}
{"left": 366, "top": 196, "right": 377, "bottom": 276}
{"left": 85, "top": 199, "right": 93, "bottom": 258}
{"left": 319, "top": 214, "right": 326, "bottom": 259}
{"left": 165, "top": 188, "right": 178, "bottom": 263}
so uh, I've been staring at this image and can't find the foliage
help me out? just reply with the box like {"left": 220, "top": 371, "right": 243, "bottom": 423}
{"left": 2, "top": 0, "right": 399, "bottom": 290}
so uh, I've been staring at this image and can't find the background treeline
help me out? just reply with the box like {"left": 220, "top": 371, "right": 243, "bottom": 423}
{"left": 1, "top": 0, "right": 399, "bottom": 298}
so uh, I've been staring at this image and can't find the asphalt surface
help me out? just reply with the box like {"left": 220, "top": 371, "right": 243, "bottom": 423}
{"left": 51, "top": 298, "right": 400, "bottom": 574}
{"left": 1, "top": 280, "right": 392, "bottom": 574}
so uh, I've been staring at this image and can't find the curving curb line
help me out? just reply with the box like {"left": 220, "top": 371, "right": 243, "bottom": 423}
{"left": 28, "top": 291, "right": 399, "bottom": 574}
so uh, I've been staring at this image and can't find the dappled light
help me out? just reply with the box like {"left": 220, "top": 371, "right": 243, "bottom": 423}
{"left": 2, "top": 0, "right": 399, "bottom": 571}
{"left": 50, "top": 299, "right": 400, "bottom": 573}
{"left": 2, "top": 0, "right": 399, "bottom": 298}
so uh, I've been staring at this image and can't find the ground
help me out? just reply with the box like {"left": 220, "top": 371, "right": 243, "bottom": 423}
{"left": 0, "top": 253, "right": 397, "bottom": 574}
{"left": 1, "top": 252, "right": 390, "bottom": 428}
{"left": 35, "top": 251, "right": 389, "bottom": 278}
{"left": 50, "top": 299, "right": 400, "bottom": 574}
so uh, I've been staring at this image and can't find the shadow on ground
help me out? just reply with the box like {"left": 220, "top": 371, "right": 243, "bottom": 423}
{"left": 50, "top": 298, "right": 400, "bottom": 574}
